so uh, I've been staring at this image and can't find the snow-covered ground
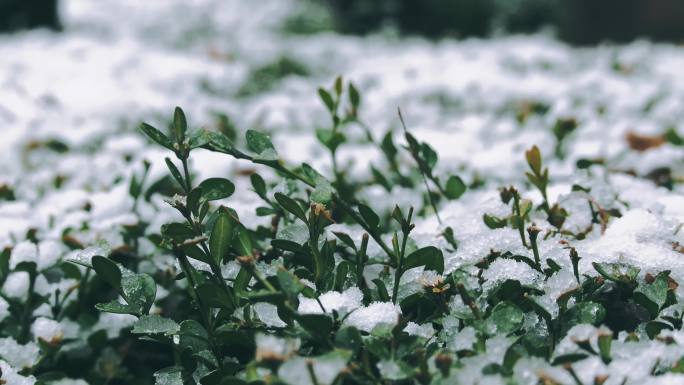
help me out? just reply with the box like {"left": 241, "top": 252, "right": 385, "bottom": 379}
{"left": 2, "top": 0, "right": 684, "bottom": 384}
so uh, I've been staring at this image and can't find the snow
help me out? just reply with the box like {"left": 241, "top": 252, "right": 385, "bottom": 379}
{"left": 404, "top": 321, "right": 435, "bottom": 339}
{"left": 0, "top": 297, "right": 9, "bottom": 321}
{"left": 344, "top": 302, "right": 401, "bottom": 333}
{"left": 482, "top": 259, "right": 541, "bottom": 291}
{"left": 255, "top": 333, "right": 300, "bottom": 361}
{"left": 31, "top": 317, "right": 64, "bottom": 344}
{"left": 278, "top": 350, "right": 350, "bottom": 385}
{"left": 298, "top": 287, "right": 363, "bottom": 315}
{"left": 2, "top": 272, "right": 30, "bottom": 300}
{"left": 578, "top": 208, "right": 684, "bottom": 280}
{"left": 449, "top": 326, "right": 478, "bottom": 351}
{"left": 254, "top": 302, "right": 287, "bottom": 328}
{"left": 0, "top": 359, "right": 36, "bottom": 385}
{"left": 0, "top": 338, "right": 40, "bottom": 369}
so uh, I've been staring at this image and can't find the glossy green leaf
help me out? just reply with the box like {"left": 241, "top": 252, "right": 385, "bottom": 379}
{"left": 132, "top": 315, "right": 180, "bottom": 335}
{"left": 310, "top": 181, "right": 334, "bottom": 204}
{"left": 250, "top": 173, "right": 267, "bottom": 197}
{"left": 298, "top": 313, "right": 333, "bottom": 340}
{"left": 444, "top": 175, "right": 466, "bottom": 200}
{"left": 121, "top": 273, "right": 157, "bottom": 315}
{"left": 274, "top": 193, "right": 307, "bottom": 223}
{"left": 199, "top": 178, "right": 235, "bottom": 201}
{"left": 164, "top": 158, "right": 185, "bottom": 189}
{"left": 188, "top": 129, "right": 211, "bottom": 150}
{"left": 154, "top": 366, "right": 183, "bottom": 385}
{"left": 277, "top": 268, "right": 305, "bottom": 299}
{"left": 483, "top": 214, "right": 507, "bottom": 229}
{"left": 358, "top": 204, "right": 379, "bottom": 229}
{"left": 404, "top": 246, "right": 444, "bottom": 274}
{"left": 484, "top": 301, "right": 524, "bottom": 335}
{"left": 634, "top": 271, "right": 671, "bottom": 318}
{"left": 92, "top": 255, "right": 121, "bottom": 290}
{"left": 246, "top": 130, "right": 278, "bottom": 161}
{"left": 95, "top": 300, "right": 139, "bottom": 315}
{"left": 318, "top": 87, "right": 335, "bottom": 112}
{"left": 349, "top": 82, "right": 360, "bottom": 110}
{"left": 525, "top": 145, "right": 542, "bottom": 175}
{"left": 141, "top": 123, "right": 174, "bottom": 151}
{"left": 561, "top": 301, "right": 606, "bottom": 334}
{"left": 173, "top": 106, "right": 187, "bottom": 142}
{"left": 210, "top": 209, "right": 235, "bottom": 263}
{"left": 593, "top": 262, "right": 640, "bottom": 284}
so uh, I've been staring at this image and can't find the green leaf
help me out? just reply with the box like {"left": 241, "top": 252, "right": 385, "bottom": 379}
{"left": 179, "top": 320, "right": 209, "bottom": 353}
{"left": 483, "top": 214, "right": 507, "bottom": 229}
{"left": 561, "top": 301, "right": 606, "bottom": 334}
{"left": 197, "top": 282, "right": 234, "bottom": 310}
{"left": 484, "top": 301, "right": 524, "bottom": 335}
{"left": 173, "top": 106, "right": 187, "bottom": 142}
{"left": 552, "top": 353, "right": 589, "bottom": 366}
{"left": 271, "top": 239, "right": 305, "bottom": 253}
{"left": 186, "top": 187, "right": 203, "bottom": 214}
{"left": 301, "top": 163, "right": 327, "bottom": 185}
{"left": 298, "top": 313, "right": 333, "bottom": 340}
{"left": 664, "top": 127, "right": 684, "bottom": 146}
{"left": 188, "top": 129, "right": 211, "bottom": 149}
{"left": 233, "top": 267, "right": 251, "bottom": 294}
{"left": 162, "top": 222, "right": 194, "bottom": 244}
{"left": 250, "top": 173, "right": 267, "bottom": 197}
{"left": 311, "top": 181, "right": 334, "bottom": 204}
{"left": 92, "top": 256, "right": 122, "bottom": 290}
{"left": 318, "top": 87, "right": 335, "bottom": 112}
{"left": 132, "top": 315, "right": 180, "bottom": 335}
{"left": 246, "top": 130, "right": 278, "bottom": 161}
{"left": 444, "top": 175, "right": 466, "bottom": 200}
{"left": 525, "top": 145, "right": 542, "bottom": 175}
{"left": 381, "top": 131, "right": 397, "bottom": 160}
{"left": 358, "top": 204, "right": 379, "bottom": 229}
{"left": 141, "top": 123, "right": 174, "bottom": 151}
{"left": 277, "top": 268, "right": 306, "bottom": 299}
{"left": 181, "top": 244, "right": 212, "bottom": 265}
{"left": 274, "top": 193, "right": 308, "bottom": 223}
{"left": 154, "top": 366, "right": 183, "bottom": 385}
{"left": 373, "top": 279, "right": 390, "bottom": 302}
{"left": 335, "top": 327, "right": 362, "bottom": 352}
{"left": 404, "top": 246, "right": 444, "bottom": 274}
{"left": 646, "top": 320, "right": 673, "bottom": 339}
{"left": 121, "top": 273, "right": 157, "bottom": 315}
{"left": 634, "top": 271, "right": 671, "bottom": 318}
{"left": 332, "top": 232, "right": 357, "bottom": 252}
{"left": 315, "top": 129, "right": 346, "bottom": 152}
{"left": 0, "top": 248, "right": 9, "bottom": 284}
{"left": 164, "top": 158, "right": 185, "bottom": 189}
{"left": 199, "top": 178, "right": 235, "bottom": 201}
{"left": 335, "top": 261, "right": 350, "bottom": 291}
{"left": 593, "top": 262, "right": 640, "bottom": 284}
{"left": 349, "top": 82, "right": 360, "bottom": 110}
{"left": 210, "top": 209, "right": 235, "bottom": 264}
{"left": 334, "top": 76, "right": 343, "bottom": 96}
{"left": 202, "top": 131, "right": 239, "bottom": 156}
{"left": 598, "top": 331, "right": 612, "bottom": 363}
{"left": 419, "top": 142, "right": 438, "bottom": 170}
{"left": 95, "top": 300, "right": 139, "bottom": 315}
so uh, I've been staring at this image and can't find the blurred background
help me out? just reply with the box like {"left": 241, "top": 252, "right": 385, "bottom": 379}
{"left": 3, "top": 0, "right": 684, "bottom": 44}
{"left": 2, "top": 3, "right": 684, "bottom": 382}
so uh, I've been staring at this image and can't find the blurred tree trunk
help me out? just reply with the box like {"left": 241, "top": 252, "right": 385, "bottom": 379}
{"left": 0, "top": 0, "right": 61, "bottom": 33}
